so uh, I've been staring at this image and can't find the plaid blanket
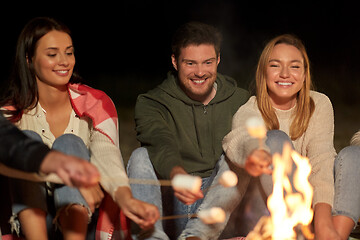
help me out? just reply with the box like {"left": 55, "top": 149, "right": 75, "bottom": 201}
{"left": 69, "top": 83, "right": 131, "bottom": 240}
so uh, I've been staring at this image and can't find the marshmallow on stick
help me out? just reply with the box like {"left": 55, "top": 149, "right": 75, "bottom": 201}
{"left": 218, "top": 170, "right": 238, "bottom": 187}
{"left": 246, "top": 116, "right": 267, "bottom": 149}
{"left": 197, "top": 207, "right": 226, "bottom": 224}
{"left": 160, "top": 207, "right": 226, "bottom": 225}
{"left": 171, "top": 174, "right": 202, "bottom": 194}
{"left": 104, "top": 175, "right": 202, "bottom": 193}
{"left": 202, "top": 170, "right": 238, "bottom": 194}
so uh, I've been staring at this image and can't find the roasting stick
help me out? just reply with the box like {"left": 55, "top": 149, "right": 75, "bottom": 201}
{"left": 101, "top": 174, "right": 203, "bottom": 193}
{"left": 127, "top": 178, "right": 173, "bottom": 186}
{"left": 245, "top": 116, "right": 273, "bottom": 171}
{"left": 160, "top": 207, "right": 226, "bottom": 224}
{"left": 103, "top": 171, "right": 238, "bottom": 194}
{"left": 160, "top": 213, "right": 196, "bottom": 220}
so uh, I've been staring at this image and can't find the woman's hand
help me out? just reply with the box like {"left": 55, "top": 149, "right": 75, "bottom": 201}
{"left": 245, "top": 149, "right": 272, "bottom": 177}
{"left": 115, "top": 186, "right": 159, "bottom": 230}
{"left": 314, "top": 203, "right": 342, "bottom": 240}
{"left": 79, "top": 184, "right": 104, "bottom": 213}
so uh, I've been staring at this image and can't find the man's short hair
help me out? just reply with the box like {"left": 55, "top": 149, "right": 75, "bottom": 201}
{"left": 171, "top": 21, "right": 222, "bottom": 60}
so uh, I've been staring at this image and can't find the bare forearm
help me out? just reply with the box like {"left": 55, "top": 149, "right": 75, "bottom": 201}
{"left": 314, "top": 203, "right": 341, "bottom": 240}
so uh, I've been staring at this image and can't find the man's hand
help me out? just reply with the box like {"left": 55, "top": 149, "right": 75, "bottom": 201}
{"left": 244, "top": 149, "right": 272, "bottom": 177}
{"left": 115, "top": 187, "right": 159, "bottom": 230}
{"left": 170, "top": 166, "right": 204, "bottom": 205}
{"left": 40, "top": 150, "right": 100, "bottom": 188}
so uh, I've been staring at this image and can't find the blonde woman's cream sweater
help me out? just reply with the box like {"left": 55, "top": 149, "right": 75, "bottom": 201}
{"left": 222, "top": 91, "right": 336, "bottom": 207}
{"left": 351, "top": 130, "right": 360, "bottom": 146}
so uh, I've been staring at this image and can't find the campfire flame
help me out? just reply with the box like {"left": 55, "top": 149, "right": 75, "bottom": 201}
{"left": 266, "top": 142, "right": 314, "bottom": 240}
{"left": 246, "top": 143, "right": 315, "bottom": 239}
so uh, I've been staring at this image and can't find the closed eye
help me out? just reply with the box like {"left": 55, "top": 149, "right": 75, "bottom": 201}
{"left": 269, "top": 64, "right": 279, "bottom": 67}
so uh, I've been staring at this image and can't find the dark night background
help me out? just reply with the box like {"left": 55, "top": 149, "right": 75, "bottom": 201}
{"left": 1, "top": 1, "right": 359, "bottom": 159}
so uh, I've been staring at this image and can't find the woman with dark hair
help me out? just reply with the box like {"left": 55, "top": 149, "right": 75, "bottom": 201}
{"left": 1, "top": 17, "right": 159, "bottom": 240}
{"left": 222, "top": 34, "right": 360, "bottom": 240}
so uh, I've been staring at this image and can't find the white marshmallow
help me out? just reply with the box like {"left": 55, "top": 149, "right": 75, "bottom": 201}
{"left": 219, "top": 170, "right": 238, "bottom": 187}
{"left": 197, "top": 207, "right": 226, "bottom": 224}
{"left": 246, "top": 117, "right": 267, "bottom": 139}
{"left": 171, "top": 174, "right": 202, "bottom": 193}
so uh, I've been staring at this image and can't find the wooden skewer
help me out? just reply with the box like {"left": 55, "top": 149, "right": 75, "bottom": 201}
{"left": 258, "top": 137, "right": 264, "bottom": 150}
{"left": 160, "top": 213, "right": 197, "bottom": 220}
{"left": 102, "top": 171, "right": 237, "bottom": 193}
{"left": 128, "top": 178, "right": 172, "bottom": 186}
{"left": 99, "top": 176, "right": 173, "bottom": 186}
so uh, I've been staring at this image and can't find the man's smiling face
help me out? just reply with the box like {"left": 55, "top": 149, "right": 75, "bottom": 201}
{"left": 172, "top": 44, "right": 220, "bottom": 105}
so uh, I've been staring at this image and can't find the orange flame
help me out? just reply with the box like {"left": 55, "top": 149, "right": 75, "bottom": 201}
{"left": 267, "top": 142, "right": 313, "bottom": 239}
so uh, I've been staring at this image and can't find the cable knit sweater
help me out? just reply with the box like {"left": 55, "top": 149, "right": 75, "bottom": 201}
{"left": 13, "top": 87, "right": 130, "bottom": 199}
{"left": 351, "top": 130, "right": 360, "bottom": 146}
{"left": 222, "top": 91, "right": 336, "bottom": 208}
{"left": 16, "top": 103, "right": 129, "bottom": 199}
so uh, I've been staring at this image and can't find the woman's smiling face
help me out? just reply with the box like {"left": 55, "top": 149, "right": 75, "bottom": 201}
{"left": 266, "top": 43, "right": 305, "bottom": 110}
{"left": 32, "top": 30, "right": 75, "bottom": 89}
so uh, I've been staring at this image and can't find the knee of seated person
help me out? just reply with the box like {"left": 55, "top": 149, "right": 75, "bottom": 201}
{"left": 53, "top": 134, "right": 88, "bottom": 156}
{"left": 266, "top": 130, "right": 293, "bottom": 154}
{"left": 57, "top": 204, "right": 91, "bottom": 223}
{"left": 336, "top": 145, "right": 360, "bottom": 166}
{"left": 22, "top": 130, "right": 42, "bottom": 141}
{"left": 127, "top": 147, "right": 150, "bottom": 166}
{"left": 54, "top": 133, "right": 83, "bottom": 145}
{"left": 127, "top": 147, "right": 153, "bottom": 172}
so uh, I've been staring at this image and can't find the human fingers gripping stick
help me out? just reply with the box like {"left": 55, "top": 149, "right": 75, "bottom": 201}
{"left": 122, "top": 197, "right": 160, "bottom": 230}
{"left": 61, "top": 158, "right": 100, "bottom": 187}
{"left": 245, "top": 149, "right": 272, "bottom": 177}
{"left": 171, "top": 171, "right": 239, "bottom": 204}
{"left": 244, "top": 116, "right": 272, "bottom": 177}
{"left": 172, "top": 174, "right": 204, "bottom": 205}
{"left": 79, "top": 184, "right": 104, "bottom": 213}
{"left": 115, "top": 186, "right": 160, "bottom": 230}
{"left": 40, "top": 151, "right": 100, "bottom": 188}
{"left": 173, "top": 187, "right": 204, "bottom": 205}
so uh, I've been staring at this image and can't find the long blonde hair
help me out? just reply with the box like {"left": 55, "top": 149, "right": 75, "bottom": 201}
{"left": 255, "top": 34, "right": 314, "bottom": 140}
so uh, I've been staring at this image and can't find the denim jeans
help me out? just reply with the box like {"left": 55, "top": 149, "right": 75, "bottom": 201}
{"left": 264, "top": 132, "right": 360, "bottom": 226}
{"left": 128, "top": 131, "right": 360, "bottom": 239}
{"left": 127, "top": 147, "right": 224, "bottom": 240}
{"left": 333, "top": 145, "right": 360, "bottom": 225}
{"left": 181, "top": 130, "right": 294, "bottom": 240}
{"left": 223, "top": 130, "right": 360, "bottom": 239}
{"left": 9, "top": 131, "right": 94, "bottom": 239}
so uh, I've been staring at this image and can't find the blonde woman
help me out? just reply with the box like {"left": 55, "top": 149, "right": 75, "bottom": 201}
{"left": 222, "top": 34, "right": 360, "bottom": 240}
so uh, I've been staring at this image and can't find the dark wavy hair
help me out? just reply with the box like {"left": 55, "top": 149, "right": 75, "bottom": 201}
{"left": 1, "top": 17, "right": 82, "bottom": 122}
{"left": 171, "top": 21, "right": 222, "bottom": 60}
